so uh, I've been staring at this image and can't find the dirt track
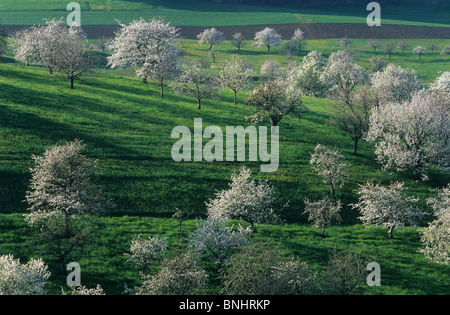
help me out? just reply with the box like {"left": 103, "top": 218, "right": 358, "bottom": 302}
{"left": 6, "top": 23, "right": 450, "bottom": 40}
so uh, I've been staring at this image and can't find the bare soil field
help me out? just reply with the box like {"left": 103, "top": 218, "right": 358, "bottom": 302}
{"left": 6, "top": 23, "right": 450, "bottom": 40}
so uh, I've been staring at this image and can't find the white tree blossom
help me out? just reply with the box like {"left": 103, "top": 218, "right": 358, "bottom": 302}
{"left": 136, "top": 252, "right": 208, "bottom": 295}
{"left": 206, "top": 166, "right": 282, "bottom": 230}
{"left": 246, "top": 79, "right": 307, "bottom": 126}
{"left": 217, "top": 55, "right": 253, "bottom": 105}
{"left": 290, "top": 28, "right": 307, "bottom": 56}
{"left": 370, "top": 64, "right": 422, "bottom": 106}
{"left": 310, "top": 144, "right": 349, "bottom": 196}
{"left": 253, "top": 27, "right": 282, "bottom": 52}
{"left": 260, "top": 59, "right": 282, "bottom": 78}
{"left": 351, "top": 182, "right": 424, "bottom": 238}
{"left": 366, "top": 91, "right": 450, "bottom": 180}
{"left": 429, "top": 71, "right": 450, "bottom": 94}
{"left": 321, "top": 50, "right": 367, "bottom": 105}
{"left": 125, "top": 235, "right": 168, "bottom": 274}
{"left": 197, "top": 27, "right": 225, "bottom": 50}
{"left": 287, "top": 50, "right": 327, "bottom": 98}
{"left": 170, "top": 62, "right": 217, "bottom": 109}
{"left": 366, "top": 40, "right": 382, "bottom": 52}
{"left": 440, "top": 45, "right": 450, "bottom": 56}
{"left": 0, "top": 255, "right": 50, "bottom": 295}
{"left": 62, "top": 284, "right": 105, "bottom": 295}
{"left": 396, "top": 40, "right": 410, "bottom": 53}
{"left": 107, "top": 18, "right": 180, "bottom": 97}
{"left": 420, "top": 185, "right": 450, "bottom": 265}
{"left": 13, "top": 19, "right": 93, "bottom": 89}
{"left": 187, "top": 215, "right": 251, "bottom": 266}
{"left": 413, "top": 46, "right": 426, "bottom": 59}
{"left": 24, "top": 139, "right": 112, "bottom": 274}
{"left": 369, "top": 56, "right": 387, "bottom": 72}
{"left": 231, "top": 32, "right": 245, "bottom": 52}
{"left": 303, "top": 196, "right": 342, "bottom": 237}
{"left": 330, "top": 84, "right": 373, "bottom": 155}
{"left": 56, "top": 26, "right": 95, "bottom": 89}
{"left": 25, "top": 139, "right": 109, "bottom": 227}
{"left": 13, "top": 18, "right": 66, "bottom": 74}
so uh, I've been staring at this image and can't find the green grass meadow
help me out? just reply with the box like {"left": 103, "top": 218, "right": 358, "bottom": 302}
{"left": 0, "top": 0, "right": 449, "bottom": 26}
{"left": 0, "top": 31, "right": 449, "bottom": 294}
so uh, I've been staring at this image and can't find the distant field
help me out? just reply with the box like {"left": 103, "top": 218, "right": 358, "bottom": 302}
{"left": 0, "top": 0, "right": 449, "bottom": 27}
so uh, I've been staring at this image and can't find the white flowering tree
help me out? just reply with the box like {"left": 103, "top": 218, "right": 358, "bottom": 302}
{"left": 366, "top": 91, "right": 450, "bottom": 180}
{"left": 107, "top": 18, "right": 180, "bottom": 98}
{"left": 170, "top": 62, "right": 217, "bottom": 110}
{"left": 253, "top": 27, "right": 282, "bottom": 52}
{"left": 260, "top": 59, "right": 282, "bottom": 78}
{"left": 351, "top": 182, "right": 423, "bottom": 239}
{"left": 13, "top": 18, "right": 64, "bottom": 74}
{"left": 420, "top": 185, "right": 450, "bottom": 265}
{"left": 24, "top": 139, "right": 112, "bottom": 274}
{"left": 429, "top": 71, "right": 450, "bottom": 94}
{"left": 125, "top": 235, "right": 168, "bottom": 275}
{"left": 321, "top": 50, "right": 367, "bottom": 106}
{"left": 206, "top": 167, "right": 282, "bottom": 230}
{"left": 384, "top": 41, "right": 396, "bottom": 59}
{"left": 136, "top": 252, "right": 208, "bottom": 295}
{"left": 331, "top": 84, "right": 373, "bottom": 155}
{"left": 290, "top": 29, "right": 307, "bottom": 56}
{"left": 370, "top": 64, "right": 422, "bottom": 106}
{"left": 310, "top": 144, "right": 349, "bottom": 196}
{"left": 222, "top": 242, "right": 316, "bottom": 295}
{"left": 231, "top": 32, "right": 245, "bottom": 52}
{"left": 413, "top": 46, "right": 426, "bottom": 59}
{"left": 62, "top": 284, "right": 105, "bottom": 295}
{"left": 56, "top": 26, "right": 95, "bottom": 89}
{"left": 187, "top": 215, "right": 251, "bottom": 267}
{"left": 0, "top": 254, "right": 50, "bottom": 295}
{"left": 366, "top": 40, "right": 382, "bottom": 52}
{"left": 197, "top": 27, "right": 225, "bottom": 50}
{"left": 303, "top": 196, "right": 342, "bottom": 237}
{"left": 14, "top": 19, "right": 93, "bottom": 88}
{"left": 217, "top": 55, "right": 253, "bottom": 105}
{"left": 246, "top": 79, "right": 307, "bottom": 126}
{"left": 440, "top": 45, "right": 450, "bottom": 55}
{"left": 287, "top": 50, "right": 327, "bottom": 98}
{"left": 369, "top": 56, "right": 387, "bottom": 72}
{"left": 396, "top": 40, "right": 410, "bottom": 53}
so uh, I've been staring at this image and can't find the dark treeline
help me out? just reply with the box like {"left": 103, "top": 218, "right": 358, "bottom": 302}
{"left": 194, "top": 0, "right": 403, "bottom": 6}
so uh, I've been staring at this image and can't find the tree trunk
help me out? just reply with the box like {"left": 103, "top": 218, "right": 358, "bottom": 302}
{"left": 143, "top": 77, "right": 148, "bottom": 84}
{"left": 233, "top": 91, "right": 237, "bottom": 105}
{"left": 353, "top": 137, "right": 359, "bottom": 155}
{"left": 321, "top": 228, "right": 326, "bottom": 238}
{"left": 414, "top": 160, "right": 424, "bottom": 181}
{"left": 388, "top": 225, "right": 395, "bottom": 239}
{"left": 60, "top": 259, "right": 66, "bottom": 276}
{"left": 197, "top": 99, "right": 201, "bottom": 110}
{"left": 329, "top": 176, "right": 335, "bottom": 196}
{"left": 70, "top": 77, "right": 75, "bottom": 90}
{"left": 161, "top": 78, "right": 164, "bottom": 98}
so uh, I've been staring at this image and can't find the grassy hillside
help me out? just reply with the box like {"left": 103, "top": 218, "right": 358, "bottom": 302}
{"left": 1, "top": 39, "right": 449, "bottom": 217}
{"left": 0, "top": 0, "right": 449, "bottom": 26}
{"left": 0, "top": 37, "right": 449, "bottom": 294}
